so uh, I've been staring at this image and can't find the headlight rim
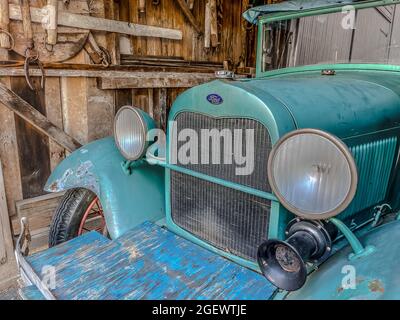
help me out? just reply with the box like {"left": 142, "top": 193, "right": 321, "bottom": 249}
{"left": 267, "top": 128, "right": 358, "bottom": 220}
{"left": 114, "top": 105, "right": 148, "bottom": 161}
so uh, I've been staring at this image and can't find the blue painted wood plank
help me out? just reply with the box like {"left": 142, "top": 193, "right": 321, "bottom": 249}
{"left": 27, "top": 231, "right": 110, "bottom": 273}
{"left": 19, "top": 285, "right": 46, "bottom": 300}
{"left": 26, "top": 222, "right": 276, "bottom": 300}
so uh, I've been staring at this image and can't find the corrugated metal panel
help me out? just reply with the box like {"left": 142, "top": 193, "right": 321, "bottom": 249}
{"left": 339, "top": 137, "right": 398, "bottom": 221}
{"left": 289, "top": 12, "right": 353, "bottom": 67}
{"left": 351, "top": 7, "right": 392, "bottom": 63}
{"left": 389, "top": 5, "right": 400, "bottom": 63}
{"left": 287, "top": 4, "right": 400, "bottom": 67}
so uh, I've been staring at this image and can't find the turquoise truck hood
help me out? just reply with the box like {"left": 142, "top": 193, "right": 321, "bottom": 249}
{"left": 230, "top": 69, "right": 400, "bottom": 140}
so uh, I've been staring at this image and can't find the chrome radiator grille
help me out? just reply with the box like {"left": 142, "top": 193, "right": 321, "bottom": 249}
{"left": 170, "top": 112, "right": 272, "bottom": 260}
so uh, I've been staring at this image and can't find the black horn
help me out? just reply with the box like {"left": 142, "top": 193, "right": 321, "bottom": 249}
{"left": 257, "top": 220, "right": 337, "bottom": 291}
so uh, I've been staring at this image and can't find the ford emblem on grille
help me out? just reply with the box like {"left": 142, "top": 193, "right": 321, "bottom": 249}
{"left": 207, "top": 94, "right": 223, "bottom": 105}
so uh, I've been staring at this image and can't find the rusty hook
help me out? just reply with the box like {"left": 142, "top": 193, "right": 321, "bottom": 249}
{"left": 24, "top": 48, "right": 45, "bottom": 91}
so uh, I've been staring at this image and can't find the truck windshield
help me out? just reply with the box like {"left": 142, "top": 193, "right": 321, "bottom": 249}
{"left": 261, "top": 3, "right": 400, "bottom": 72}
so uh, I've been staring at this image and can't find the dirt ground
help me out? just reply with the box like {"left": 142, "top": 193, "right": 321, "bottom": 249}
{"left": 0, "top": 279, "right": 21, "bottom": 300}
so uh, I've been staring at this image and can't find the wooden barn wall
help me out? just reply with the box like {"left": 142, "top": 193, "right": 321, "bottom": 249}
{"left": 120, "top": 0, "right": 254, "bottom": 64}
{"left": 0, "top": 0, "right": 269, "bottom": 254}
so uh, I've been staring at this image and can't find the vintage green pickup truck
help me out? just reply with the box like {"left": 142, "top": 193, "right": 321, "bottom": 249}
{"left": 16, "top": 0, "right": 400, "bottom": 300}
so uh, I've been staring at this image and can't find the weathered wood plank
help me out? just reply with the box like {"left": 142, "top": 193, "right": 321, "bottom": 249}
{"left": 11, "top": 77, "right": 51, "bottom": 200}
{"left": 0, "top": 160, "right": 9, "bottom": 264}
{"left": 115, "top": 89, "right": 133, "bottom": 114}
{"left": 210, "top": 0, "right": 219, "bottom": 47}
{"left": 175, "top": 0, "right": 202, "bottom": 35}
{"left": 60, "top": 77, "right": 88, "bottom": 145}
{"left": 28, "top": 231, "right": 110, "bottom": 272}
{"left": 0, "top": 159, "right": 17, "bottom": 281}
{"left": 12, "top": 192, "right": 65, "bottom": 235}
{"left": 0, "top": 76, "right": 23, "bottom": 218}
{"left": 26, "top": 222, "right": 276, "bottom": 300}
{"left": 45, "top": 78, "right": 65, "bottom": 171}
{"left": 99, "top": 72, "right": 215, "bottom": 89}
{"left": 0, "top": 0, "right": 11, "bottom": 48}
{"left": 0, "top": 81, "right": 82, "bottom": 152}
{"left": 9, "top": 3, "right": 183, "bottom": 40}
{"left": 204, "top": 0, "right": 211, "bottom": 48}
{"left": 104, "top": 0, "right": 120, "bottom": 65}
{"left": 86, "top": 78, "right": 115, "bottom": 141}
{"left": 19, "top": 285, "right": 46, "bottom": 300}
{"left": 153, "top": 88, "right": 167, "bottom": 131}
{"left": 119, "top": 0, "right": 254, "bottom": 70}
{"left": 0, "top": 67, "right": 218, "bottom": 79}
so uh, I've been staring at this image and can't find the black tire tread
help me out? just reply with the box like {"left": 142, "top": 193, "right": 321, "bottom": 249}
{"left": 49, "top": 188, "right": 97, "bottom": 247}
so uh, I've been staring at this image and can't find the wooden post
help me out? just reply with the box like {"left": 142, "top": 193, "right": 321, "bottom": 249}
{"left": 46, "top": 0, "right": 58, "bottom": 45}
{"left": 154, "top": 88, "right": 167, "bottom": 131}
{"left": 0, "top": 0, "right": 11, "bottom": 49}
{"left": 147, "top": 89, "right": 154, "bottom": 119}
{"left": 0, "top": 159, "right": 17, "bottom": 285}
{"left": 20, "top": 0, "right": 34, "bottom": 47}
{"left": 210, "top": 0, "right": 219, "bottom": 47}
{"left": 138, "top": 0, "right": 146, "bottom": 14}
{"left": 0, "top": 42, "right": 23, "bottom": 219}
{"left": 204, "top": 0, "right": 211, "bottom": 48}
{"left": 0, "top": 160, "right": 8, "bottom": 266}
{"left": 45, "top": 78, "right": 66, "bottom": 171}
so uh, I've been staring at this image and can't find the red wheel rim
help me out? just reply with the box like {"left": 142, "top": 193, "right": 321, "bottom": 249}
{"left": 78, "top": 197, "right": 106, "bottom": 236}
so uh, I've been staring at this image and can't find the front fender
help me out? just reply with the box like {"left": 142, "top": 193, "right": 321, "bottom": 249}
{"left": 45, "top": 137, "right": 165, "bottom": 239}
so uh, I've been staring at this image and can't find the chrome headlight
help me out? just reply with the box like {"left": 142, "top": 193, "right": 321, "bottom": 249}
{"left": 114, "top": 106, "right": 156, "bottom": 160}
{"left": 268, "top": 129, "right": 358, "bottom": 220}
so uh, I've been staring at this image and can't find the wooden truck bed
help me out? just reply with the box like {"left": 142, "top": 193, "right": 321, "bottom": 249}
{"left": 17, "top": 221, "right": 276, "bottom": 300}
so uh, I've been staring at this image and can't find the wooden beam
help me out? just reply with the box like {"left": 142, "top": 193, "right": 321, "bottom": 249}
{"left": 9, "top": 3, "right": 183, "bottom": 40}
{"left": 0, "top": 67, "right": 216, "bottom": 78}
{"left": 99, "top": 72, "right": 215, "bottom": 89}
{"left": 0, "top": 0, "right": 10, "bottom": 48}
{"left": 0, "top": 159, "right": 17, "bottom": 280}
{"left": 0, "top": 82, "right": 82, "bottom": 152}
{"left": 175, "top": 0, "right": 202, "bottom": 35}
